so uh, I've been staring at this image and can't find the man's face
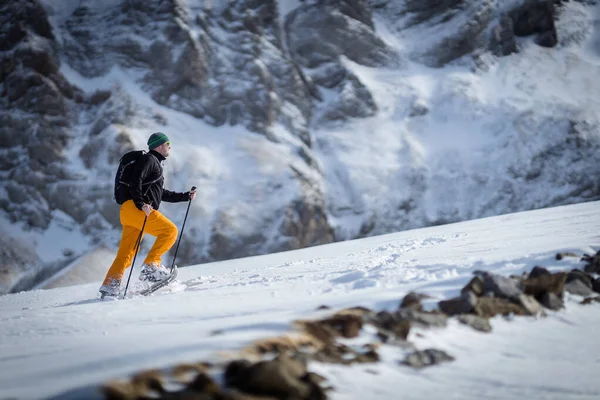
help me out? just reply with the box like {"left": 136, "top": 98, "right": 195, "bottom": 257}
{"left": 156, "top": 141, "right": 171, "bottom": 158}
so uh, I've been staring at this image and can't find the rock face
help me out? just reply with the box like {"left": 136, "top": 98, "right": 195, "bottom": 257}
{"left": 370, "top": 0, "right": 561, "bottom": 66}
{"left": 1, "top": 0, "right": 599, "bottom": 293}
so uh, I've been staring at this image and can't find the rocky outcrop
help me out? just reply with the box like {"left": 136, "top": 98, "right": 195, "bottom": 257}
{"left": 73, "top": 249, "right": 600, "bottom": 400}
{"left": 286, "top": 0, "right": 398, "bottom": 125}
{"left": 371, "top": 0, "right": 561, "bottom": 67}
{"left": 59, "top": 0, "right": 314, "bottom": 143}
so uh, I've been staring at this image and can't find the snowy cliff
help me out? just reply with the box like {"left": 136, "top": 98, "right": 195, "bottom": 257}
{"left": 1, "top": 0, "right": 599, "bottom": 293}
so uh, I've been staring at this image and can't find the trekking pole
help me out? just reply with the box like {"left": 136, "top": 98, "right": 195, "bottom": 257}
{"left": 170, "top": 186, "right": 196, "bottom": 273}
{"left": 122, "top": 213, "right": 148, "bottom": 299}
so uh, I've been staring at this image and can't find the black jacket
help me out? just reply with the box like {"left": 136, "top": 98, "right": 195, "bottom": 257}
{"left": 129, "top": 150, "right": 189, "bottom": 210}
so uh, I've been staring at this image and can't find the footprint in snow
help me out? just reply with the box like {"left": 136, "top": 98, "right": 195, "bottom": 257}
{"left": 330, "top": 271, "right": 366, "bottom": 284}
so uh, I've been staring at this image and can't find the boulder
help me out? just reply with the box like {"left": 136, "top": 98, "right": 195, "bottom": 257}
{"left": 541, "top": 292, "right": 564, "bottom": 310}
{"left": 474, "top": 297, "right": 527, "bottom": 319}
{"left": 439, "top": 292, "right": 478, "bottom": 316}
{"left": 566, "top": 269, "right": 594, "bottom": 289}
{"left": 457, "top": 314, "right": 492, "bottom": 333}
{"left": 564, "top": 280, "right": 594, "bottom": 297}
{"left": 523, "top": 272, "right": 567, "bottom": 300}
{"left": 401, "top": 349, "right": 455, "bottom": 369}
{"left": 476, "top": 271, "right": 523, "bottom": 300}
{"left": 461, "top": 276, "right": 485, "bottom": 296}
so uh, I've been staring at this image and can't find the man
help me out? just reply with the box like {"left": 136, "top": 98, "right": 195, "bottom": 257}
{"left": 100, "top": 132, "right": 196, "bottom": 298}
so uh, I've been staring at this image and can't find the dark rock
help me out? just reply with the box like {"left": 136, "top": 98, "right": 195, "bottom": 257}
{"left": 556, "top": 252, "right": 578, "bottom": 260}
{"left": 489, "top": 15, "right": 517, "bottom": 57}
{"left": 371, "top": 311, "right": 411, "bottom": 340}
{"left": 476, "top": 271, "right": 523, "bottom": 300}
{"left": 541, "top": 292, "right": 564, "bottom": 310}
{"left": 529, "top": 266, "right": 551, "bottom": 278}
{"left": 439, "top": 292, "right": 477, "bottom": 316}
{"left": 400, "top": 291, "right": 427, "bottom": 311}
{"left": 401, "top": 349, "right": 455, "bottom": 369}
{"left": 510, "top": 0, "right": 558, "bottom": 48}
{"left": 566, "top": 269, "right": 593, "bottom": 289}
{"left": 523, "top": 272, "right": 567, "bottom": 300}
{"left": 593, "top": 278, "right": 600, "bottom": 294}
{"left": 510, "top": 0, "right": 555, "bottom": 37}
{"left": 461, "top": 276, "right": 485, "bottom": 296}
{"left": 564, "top": 280, "right": 594, "bottom": 297}
{"left": 409, "top": 100, "right": 429, "bottom": 117}
{"left": 316, "top": 311, "right": 364, "bottom": 339}
{"left": 580, "top": 296, "right": 600, "bottom": 305}
{"left": 310, "top": 342, "right": 379, "bottom": 366}
{"left": 225, "top": 354, "right": 311, "bottom": 398}
{"left": 286, "top": 1, "right": 395, "bottom": 68}
{"left": 457, "top": 314, "right": 492, "bottom": 333}
{"left": 515, "top": 294, "right": 543, "bottom": 316}
{"left": 398, "top": 309, "right": 448, "bottom": 329}
{"left": 279, "top": 199, "right": 335, "bottom": 250}
{"left": 474, "top": 297, "right": 527, "bottom": 319}
{"left": 16, "top": 47, "right": 59, "bottom": 77}
{"left": 582, "top": 251, "right": 600, "bottom": 274}
{"left": 0, "top": 0, "right": 54, "bottom": 51}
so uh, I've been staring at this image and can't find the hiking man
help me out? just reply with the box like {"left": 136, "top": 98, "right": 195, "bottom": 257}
{"left": 100, "top": 132, "right": 196, "bottom": 298}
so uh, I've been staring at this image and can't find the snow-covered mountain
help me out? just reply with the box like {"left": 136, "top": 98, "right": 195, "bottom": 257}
{"left": 1, "top": 0, "right": 599, "bottom": 294}
{"left": 0, "top": 201, "right": 599, "bottom": 399}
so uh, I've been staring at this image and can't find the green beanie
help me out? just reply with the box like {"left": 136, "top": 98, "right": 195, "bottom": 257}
{"left": 147, "top": 132, "right": 169, "bottom": 150}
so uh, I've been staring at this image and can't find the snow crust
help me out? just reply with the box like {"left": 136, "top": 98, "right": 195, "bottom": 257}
{"left": 0, "top": 201, "right": 599, "bottom": 399}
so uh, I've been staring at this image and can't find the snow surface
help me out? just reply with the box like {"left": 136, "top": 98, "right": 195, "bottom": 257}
{"left": 1, "top": 201, "right": 599, "bottom": 399}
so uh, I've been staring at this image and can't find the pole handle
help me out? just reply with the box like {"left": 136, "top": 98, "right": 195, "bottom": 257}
{"left": 169, "top": 186, "right": 196, "bottom": 273}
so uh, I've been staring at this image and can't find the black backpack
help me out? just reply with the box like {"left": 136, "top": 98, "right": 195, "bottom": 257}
{"left": 114, "top": 150, "right": 160, "bottom": 205}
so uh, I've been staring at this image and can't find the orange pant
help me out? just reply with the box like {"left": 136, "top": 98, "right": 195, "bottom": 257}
{"left": 102, "top": 200, "right": 178, "bottom": 285}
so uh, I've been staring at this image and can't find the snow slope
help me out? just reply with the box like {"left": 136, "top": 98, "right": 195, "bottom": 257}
{"left": 1, "top": 201, "right": 599, "bottom": 399}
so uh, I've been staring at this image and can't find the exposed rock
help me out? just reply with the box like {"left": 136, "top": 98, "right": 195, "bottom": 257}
{"left": 476, "top": 271, "right": 523, "bottom": 300}
{"left": 457, "top": 314, "right": 492, "bottom": 333}
{"left": 564, "top": 279, "right": 594, "bottom": 297}
{"left": 439, "top": 292, "right": 478, "bottom": 316}
{"left": 224, "top": 354, "right": 319, "bottom": 399}
{"left": 311, "top": 342, "right": 380, "bottom": 365}
{"left": 580, "top": 296, "right": 600, "bottom": 305}
{"left": 515, "top": 294, "right": 544, "bottom": 316}
{"left": 401, "top": 349, "right": 455, "bottom": 369}
{"left": 523, "top": 272, "right": 567, "bottom": 300}
{"left": 400, "top": 291, "right": 429, "bottom": 311}
{"left": 593, "top": 278, "right": 600, "bottom": 294}
{"left": 286, "top": 1, "right": 395, "bottom": 68}
{"left": 0, "top": 234, "right": 43, "bottom": 294}
{"left": 509, "top": 0, "right": 557, "bottom": 47}
{"left": 313, "top": 310, "right": 364, "bottom": 339}
{"left": 370, "top": 311, "right": 411, "bottom": 340}
{"left": 541, "top": 292, "right": 564, "bottom": 310}
{"left": 582, "top": 251, "right": 600, "bottom": 274}
{"left": 473, "top": 297, "right": 527, "bottom": 319}
{"left": 489, "top": 16, "right": 517, "bottom": 57}
{"left": 555, "top": 252, "right": 579, "bottom": 261}
{"left": 461, "top": 276, "right": 485, "bottom": 296}
{"left": 398, "top": 309, "right": 448, "bottom": 329}
{"left": 566, "top": 269, "right": 594, "bottom": 289}
{"left": 286, "top": 0, "right": 397, "bottom": 125}
{"left": 529, "top": 266, "right": 551, "bottom": 278}
{"left": 278, "top": 198, "right": 336, "bottom": 250}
